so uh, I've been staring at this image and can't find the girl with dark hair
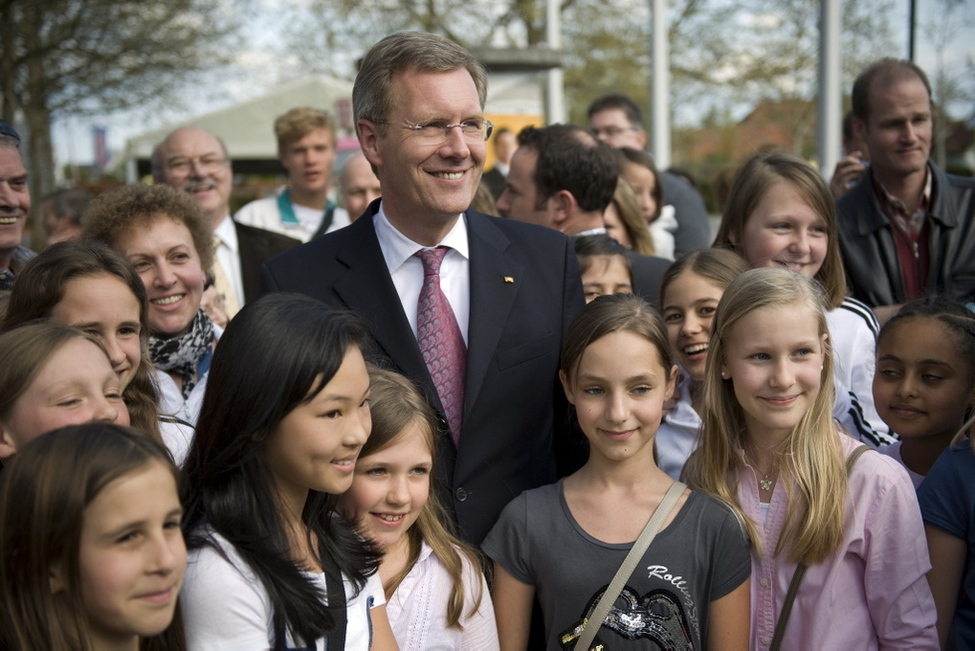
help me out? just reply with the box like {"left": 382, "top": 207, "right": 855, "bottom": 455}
{"left": 0, "top": 323, "right": 129, "bottom": 459}
{"left": 891, "top": 300, "right": 975, "bottom": 645}
{"left": 340, "top": 366, "right": 498, "bottom": 649}
{"left": 657, "top": 248, "right": 748, "bottom": 479}
{"left": 2, "top": 240, "right": 192, "bottom": 462}
{"left": 873, "top": 296, "right": 975, "bottom": 487}
{"left": 573, "top": 234, "right": 633, "bottom": 304}
{"left": 179, "top": 293, "right": 396, "bottom": 650}
{"left": 485, "top": 294, "right": 750, "bottom": 650}
{"left": 0, "top": 423, "right": 185, "bottom": 651}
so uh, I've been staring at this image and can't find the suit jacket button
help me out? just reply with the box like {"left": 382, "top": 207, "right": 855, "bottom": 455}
{"left": 455, "top": 487, "right": 468, "bottom": 502}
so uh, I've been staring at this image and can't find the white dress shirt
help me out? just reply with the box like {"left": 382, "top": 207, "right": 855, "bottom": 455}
{"left": 373, "top": 205, "right": 470, "bottom": 345}
{"left": 213, "top": 215, "right": 245, "bottom": 308}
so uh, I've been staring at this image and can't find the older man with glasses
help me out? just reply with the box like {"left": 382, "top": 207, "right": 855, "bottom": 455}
{"left": 587, "top": 92, "right": 712, "bottom": 257}
{"left": 260, "top": 32, "right": 586, "bottom": 546}
{"left": 152, "top": 127, "right": 298, "bottom": 319}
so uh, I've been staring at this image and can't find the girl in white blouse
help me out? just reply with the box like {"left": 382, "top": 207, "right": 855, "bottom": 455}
{"left": 341, "top": 367, "right": 499, "bottom": 650}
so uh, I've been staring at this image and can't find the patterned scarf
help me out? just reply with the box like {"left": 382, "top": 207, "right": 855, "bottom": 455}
{"left": 149, "top": 309, "right": 214, "bottom": 399}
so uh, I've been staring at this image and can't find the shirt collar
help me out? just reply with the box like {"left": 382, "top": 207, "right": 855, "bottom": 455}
{"left": 873, "top": 165, "right": 932, "bottom": 236}
{"left": 373, "top": 202, "right": 470, "bottom": 273}
{"left": 572, "top": 227, "right": 609, "bottom": 237}
{"left": 213, "top": 215, "right": 238, "bottom": 252}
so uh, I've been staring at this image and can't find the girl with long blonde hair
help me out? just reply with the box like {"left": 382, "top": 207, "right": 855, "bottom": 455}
{"left": 686, "top": 267, "right": 937, "bottom": 649}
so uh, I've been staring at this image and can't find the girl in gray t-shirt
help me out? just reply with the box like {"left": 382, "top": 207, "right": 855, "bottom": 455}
{"left": 484, "top": 294, "right": 751, "bottom": 650}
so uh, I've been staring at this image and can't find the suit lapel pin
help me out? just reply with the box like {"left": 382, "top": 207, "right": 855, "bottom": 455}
{"left": 503, "top": 276, "right": 514, "bottom": 283}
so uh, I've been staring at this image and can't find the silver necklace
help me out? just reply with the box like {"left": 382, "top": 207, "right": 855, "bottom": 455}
{"left": 746, "top": 441, "right": 781, "bottom": 492}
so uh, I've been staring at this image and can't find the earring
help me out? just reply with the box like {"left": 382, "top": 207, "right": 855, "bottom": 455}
{"left": 721, "top": 371, "right": 728, "bottom": 379}
{"left": 820, "top": 365, "right": 824, "bottom": 371}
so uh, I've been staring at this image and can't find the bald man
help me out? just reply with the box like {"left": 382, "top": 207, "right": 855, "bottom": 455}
{"left": 153, "top": 127, "right": 299, "bottom": 313}
{"left": 339, "top": 152, "right": 381, "bottom": 222}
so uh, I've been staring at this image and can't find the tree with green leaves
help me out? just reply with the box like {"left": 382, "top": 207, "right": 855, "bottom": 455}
{"left": 0, "top": 0, "right": 242, "bottom": 241}
{"left": 279, "top": 0, "right": 898, "bottom": 150}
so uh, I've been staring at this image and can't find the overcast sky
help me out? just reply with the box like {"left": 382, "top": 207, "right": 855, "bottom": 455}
{"left": 52, "top": 0, "right": 974, "bottom": 171}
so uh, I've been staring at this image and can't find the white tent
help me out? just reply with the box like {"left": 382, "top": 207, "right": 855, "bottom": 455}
{"left": 124, "top": 75, "right": 354, "bottom": 181}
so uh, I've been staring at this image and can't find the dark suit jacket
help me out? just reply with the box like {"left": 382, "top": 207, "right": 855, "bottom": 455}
{"left": 234, "top": 222, "right": 300, "bottom": 304}
{"left": 660, "top": 171, "right": 711, "bottom": 256}
{"left": 260, "top": 202, "right": 585, "bottom": 543}
{"left": 482, "top": 167, "right": 506, "bottom": 200}
{"left": 628, "top": 252, "right": 671, "bottom": 307}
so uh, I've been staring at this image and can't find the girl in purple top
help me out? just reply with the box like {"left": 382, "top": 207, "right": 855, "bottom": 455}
{"left": 686, "top": 268, "right": 938, "bottom": 650}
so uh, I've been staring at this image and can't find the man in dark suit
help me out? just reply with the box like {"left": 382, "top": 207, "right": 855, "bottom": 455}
{"left": 587, "top": 93, "right": 712, "bottom": 257}
{"left": 153, "top": 127, "right": 299, "bottom": 319}
{"left": 497, "top": 123, "right": 671, "bottom": 305}
{"left": 260, "top": 32, "right": 584, "bottom": 545}
{"left": 482, "top": 126, "right": 515, "bottom": 200}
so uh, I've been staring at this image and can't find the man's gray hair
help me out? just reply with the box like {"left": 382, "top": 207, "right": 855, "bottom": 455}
{"left": 353, "top": 32, "right": 488, "bottom": 134}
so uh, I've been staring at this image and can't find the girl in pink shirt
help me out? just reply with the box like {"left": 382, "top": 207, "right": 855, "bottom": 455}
{"left": 686, "top": 267, "right": 938, "bottom": 650}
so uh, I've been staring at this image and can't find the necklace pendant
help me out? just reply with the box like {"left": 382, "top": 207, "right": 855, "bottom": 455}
{"left": 759, "top": 478, "right": 773, "bottom": 491}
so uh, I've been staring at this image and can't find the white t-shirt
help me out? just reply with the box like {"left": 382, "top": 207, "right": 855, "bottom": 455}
{"left": 386, "top": 541, "right": 499, "bottom": 650}
{"left": 158, "top": 417, "right": 194, "bottom": 467}
{"left": 181, "top": 531, "right": 386, "bottom": 650}
{"left": 234, "top": 191, "right": 350, "bottom": 243}
{"left": 826, "top": 298, "right": 892, "bottom": 445}
{"left": 154, "top": 367, "right": 208, "bottom": 429}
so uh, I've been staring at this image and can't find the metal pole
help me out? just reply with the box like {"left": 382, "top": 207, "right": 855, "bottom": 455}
{"left": 817, "top": 0, "right": 841, "bottom": 177}
{"left": 649, "top": 0, "right": 670, "bottom": 167}
{"left": 546, "top": 0, "right": 565, "bottom": 124}
{"left": 908, "top": 0, "right": 917, "bottom": 60}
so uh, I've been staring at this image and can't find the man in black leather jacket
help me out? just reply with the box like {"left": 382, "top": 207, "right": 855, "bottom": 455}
{"left": 837, "top": 58, "right": 975, "bottom": 318}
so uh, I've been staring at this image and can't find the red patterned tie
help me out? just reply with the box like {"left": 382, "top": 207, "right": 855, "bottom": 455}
{"left": 414, "top": 247, "right": 466, "bottom": 445}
